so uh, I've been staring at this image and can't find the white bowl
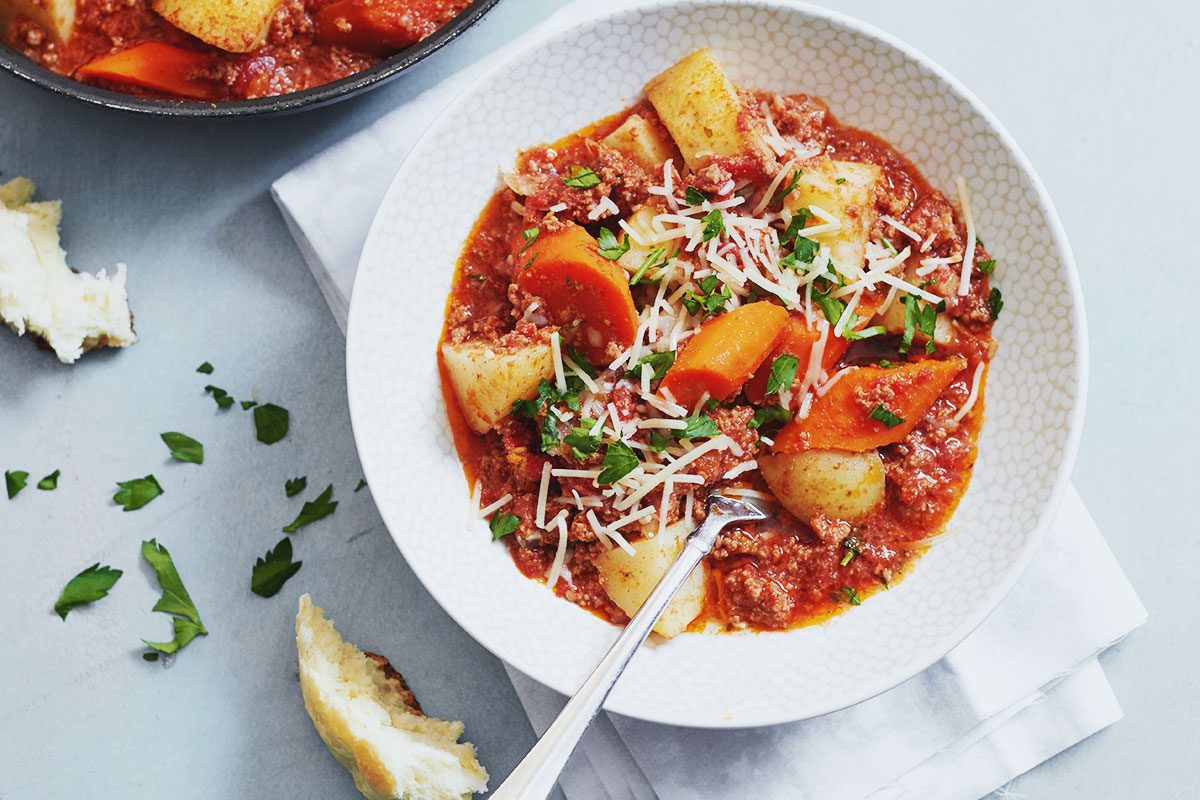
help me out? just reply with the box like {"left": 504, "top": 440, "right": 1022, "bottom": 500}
{"left": 346, "top": 0, "right": 1086, "bottom": 728}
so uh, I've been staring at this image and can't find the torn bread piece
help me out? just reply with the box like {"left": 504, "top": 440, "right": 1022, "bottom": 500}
{"left": 0, "top": 177, "right": 136, "bottom": 363}
{"left": 295, "top": 595, "right": 488, "bottom": 800}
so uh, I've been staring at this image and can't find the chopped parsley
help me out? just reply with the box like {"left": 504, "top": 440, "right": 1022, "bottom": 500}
{"left": 282, "top": 484, "right": 337, "bottom": 533}
{"left": 700, "top": 209, "right": 724, "bottom": 241}
{"left": 489, "top": 511, "right": 521, "bottom": 541}
{"left": 596, "top": 227, "right": 630, "bottom": 260}
{"left": 141, "top": 538, "right": 207, "bottom": 657}
{"left": 978, "top": 259, "right": 996, "bottom": 275}
{"left": 355, "top": 478, "right": 368, "bottom": 493}
{"left": 625, "top": 351, "right": 675, "bottom": 382}
{"left": 835, "top": 177, "right": 847, "bottom": 185}
{"left": 749, "top": 405, "right": 793, "bottom": 431}
{"left": 251, "top": 538, "right": 303, "bottom": 598}
{"left": 840, "top": 586, "right": 862, "bottom": 605}
{"left": 37, "top": 469, "right": 60, "bottom": 491}
{"left": 868, "top": 405, "right": 906, "bottom": 429}
{"left": 684, "top": 186, "right": 712, "bottom": 205}
{"left": 204, "top": 385, "right": 234, "bottom": 410}
{"left": 5, "top": 470, "right": 28, "bottom": 499}
{"left": 253, "top": 403, "right": 289, "bottom": 445}
{"left": 518, "top": 227, "right": 540, "bottom": 254}
{"left": 113, "top": 475, "right": 163, "bottom": 511}
{"left": 648, "top": 431, "right": 672, "bottom": 454}
{"left": 900, "top": 295, "right": 944, "bottom": 355}
{"left": 843, "top": 324, "right": 888, "bottom": 342}
{"left": 598, "top": 441, "right": 639, "bottom": 485}
{"left": 629, "top": 246, "right": 668, "bottom": 286}
{"left": 840, "top": 536, "right": 862, "bottom": 567}
{"left": 771, "top": 170, "right": 803, "bottom": 205}
{"left": 812, "top": 289, "right": 847, "bottom": 326}
{"left": 780, "top": 235, "right": 820, "bottom": 271}
{"left": 160, "top": 432, "right": 203, "bottom": 465}
{"left": 196, "top": 362, "right": 214, "bottom": 374}
{"left": 780, "top": 209, "right": 812, "bottom": 246}
{"left": 54, "top": 563, "right": 123, "bottom": 620}
{"left": 988, "top": 287, "right": 1004, "bottom": 320}
{"left": 563, "top": 421, "right": 602, "bottom": 459}
{"left": 285, "top": 477, "right": 307, "bottom": 497}
{"left": 878, "top": 359, "right": 899, "bottom": 369}
{"left": 682, "top": 274, "right": 731, "bottom": 316}
{"left": 240, "top": 400, "right": 258, "bottom": 410}
{"left": 562, "top": 165, "right": 600, "bottom": 189}
{"left": 679, "top": 414, "right": 720, "bottom": 441}
{"left": 765, "top": 354, "right": 800, "bottom": 395}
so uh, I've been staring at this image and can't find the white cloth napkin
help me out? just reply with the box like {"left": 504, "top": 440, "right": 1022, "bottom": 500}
{"left": 272, "top": 4, "right": 1147, "bottom": 798}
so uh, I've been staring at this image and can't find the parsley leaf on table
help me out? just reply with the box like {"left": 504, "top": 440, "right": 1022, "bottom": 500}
{"left": 251, "top": 538, "right": 303, "bottom": 598}
{"left": 114, "top": 475, "right": 163, "bottom": 511}
{"left": 204, "top": 385, "right": 234, "bottom": 410}
{"left": 37, "top": 469, "right": 60, "bottom": 490}
{"left": 196, "top": 362, "right": 214, "bottom": 374}
{"left": 253, "top": 403, "right": 289, "bottom": 445}
{"left": 285, "top": 476, "right": 307, "bottom": 498}
{"left": 283, "top": 484, "right": 337, "bottom": 533}
{"left": 6, "top": 470, "right": 28, "bottom": 499}
{"left": 160, "top": 432, "right": 204, "bottom": 465}
{"left": 355, "top": 478, "right": 368, "bottom": 493}
{"left": 141, "top": 539, "right": 207, "bottom": 656}
{"left": 54, "top": 563, "right": 123, "bottom": 620}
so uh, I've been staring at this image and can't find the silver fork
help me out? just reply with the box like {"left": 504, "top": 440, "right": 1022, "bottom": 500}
{"left": 490, "top": 493, "right": 768, "bottom": 800}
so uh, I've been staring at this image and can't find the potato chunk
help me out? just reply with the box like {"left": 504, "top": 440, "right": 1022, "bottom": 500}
{"left": 595, "top": 522, "right": 705, "bottom": 638}
{"left": 441, "top": 340, "right": 555, "bottom": 434}
{"left": 784, "top": 158, "right": 882, "bottom": 274}
{"left": 0, "top": 0, "right": 75, "bottom": 41}
{"left": 600, "top": 114, "right": 681, "bottom": 174}
{"left": 152, "top": 0, "right": 283, "bottom": 52}
{"left": 644, "top": 48, "right": 766, "bottom": 170}
{"left": 760, "top": 449, "right": 885, "bottom": 522}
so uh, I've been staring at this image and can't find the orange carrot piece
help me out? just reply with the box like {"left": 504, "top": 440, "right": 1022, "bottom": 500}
{"left": 516, "top": 223, "right": 639, "bottom": 362}
{"left": 659, "top": 301, "right": 789, "bottom": 408}
{"left": 76, "top": 43, "right": 212, "bottom": 100}
{"left": 315, "top": 0, "right": 445, "bottom": 54}
{"left": 744, "top": 293, "right": 886, "bottom": 403}
{"left": 772, "top": 356, "right": 967, "bottom": 452}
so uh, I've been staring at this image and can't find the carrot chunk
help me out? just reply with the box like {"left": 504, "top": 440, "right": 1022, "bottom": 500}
{"left": 516, "top": 223, "right": 639, "bottom": 363}
{"left": 75, "top": 43, "right": 212, "bottom": 99}
{"left": 772, "top": 356, "right": 967, "bottom": 452}
{"left": 659, "top": 301, "right": 788, "bottom": 408}
{"left": 315, "top": 0, "right": 451, "bottom": 54}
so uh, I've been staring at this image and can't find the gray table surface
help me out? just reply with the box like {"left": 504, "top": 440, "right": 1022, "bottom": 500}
{"left": 1, "top": 0, "right": 1196, "bottom": 798}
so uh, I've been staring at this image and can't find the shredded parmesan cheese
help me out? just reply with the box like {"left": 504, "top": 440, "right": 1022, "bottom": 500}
{"left": 952, "top": 362, "right": 986, "bottom": 422}
{"left": 955, "top": 176, "right": 976, "bottom": 297}
{"left": 478, "top": 493, "right": 513, "bottom": 518}
{"left": 547, "top": 514, "right": 570, "bottom": 584}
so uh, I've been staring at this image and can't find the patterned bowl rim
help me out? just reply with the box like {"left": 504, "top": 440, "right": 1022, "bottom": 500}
{"left": 347, "top": 0, "right": 1088, "bottom": 728}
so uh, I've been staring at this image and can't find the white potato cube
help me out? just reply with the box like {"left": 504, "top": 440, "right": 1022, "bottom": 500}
{"left": 615, "top": 205, "right": 681, "bottom": 275}
{"left": 760, "top": 449, "right": 885, "bottom": 522}
{"left": 595, "top": 522, "right": 705, "bottom": 638}
{"left": 152, "top": 0, "right": 283, "bottom": 52}
{"left": 441, "top": 340, "right": 555, "bottom": 434}
{"left": 0, "top": 0, "right": 75, "bottom": 41}
{"left": 601, "top": 114, "right": 680, "bottom": 174}
{"left": 784, "top": 159, "right": 882, "bottom": 274}
{"left": 644, "top": 48, "right": 766, "bottom": 170}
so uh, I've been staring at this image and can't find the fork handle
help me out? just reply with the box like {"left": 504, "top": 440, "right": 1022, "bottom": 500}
{"left": 489, "top": 499, "right": 761, "bottom": 800}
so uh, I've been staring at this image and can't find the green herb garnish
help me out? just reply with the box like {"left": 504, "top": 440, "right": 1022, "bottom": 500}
{"left": 771, "top": 170, "right": 803, "bottom": 205}
{"left": 253, "top": 403, "right": 289, "bottom": 445}
{"left": 988, "top": 287, "right": 1004, "bottom": 320}
{"left": 285, "top": 476, "right": 307, "bottom": 498}
{"left": 5, "top": 470, "right": 28, "bottom": 499}
{"left": 37, "top": 469, "right": 60, "bottom": 490}
{"left": 240, "top": 400, "right": 258, "bottom": 410}
{"left": 978, "top": 259, "right": 996, "bottom": 276}
{"left": 840, "top": 586, "right": 862, "bottom": 605}
{"left": 648, "top": 431, "right": 672, "bottom": 453}
{"left": 596, "top": 227, "right": 630, "bottom": 260}
{"left": 283, "top": 484, "right": 337, "bottom": 533}
{"left": 868, "top": 405, "right": 905, "bottom": 429}
{"left": 680, "top": 414, "right": 720, "bottom": 441}
{"left": 840, "top": 536, "right": 862, "bottom": 567}
{"left": 141, "top": 538, "right": 207, "bottom": 657}
{"left": 626, "top": 351, "right": 675, "bottom": 382}
{"left": 489, "top": 512, "right": 521, "bottom": 541}
{"left": 196, "top": 362, "right": 214, "bottom": 374}
{"left": 519, "top": 227, "right": 540, "bottom": 254}
{"left": 204, "top": 385, "right": 233, "bottom": 410}
{"left": 684, "top": 186, "right": 712, "bottom": 205}
{"left": 251, "top": 538, "right": 303, "bottom": 598}
{"left": 562, "top": 165, "right": 600, "bottom": 189}
{"left": 749, "top": 406, "right": 793, "bottom": 431}
{"left": 900, "top": 295, "right": 943, "bottom": 355}
{"left": 598, "top": 441, "right": 640, "bottom": 485}
{"left": 843, "top": 324, "right": 888, "bottom": 342}
{"left": 765, "top": 354, "right": 800, "bottom": 395}
{"left": 54, "top": 563, "right": 122, "bottom": 620}
{"left": 701, "top": 209, "right": 724, "bottom": 242}
{"left": 682, "top": 274, "right": 731, "bottom": 316}
{"left": 629, "top": 247, "right": 666, "bottom": 286}
{"left": 355, "top": 478, "right": 368, "bottom": 493}
{"left": 160, "top": 432, "right": 203, "bottom": 465}
{"left": 114, "top": 475, "right": 163, "bottom": 511}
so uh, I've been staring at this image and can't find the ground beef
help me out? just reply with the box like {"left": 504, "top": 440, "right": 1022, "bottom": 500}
{"left": 722, "top": 565, "right": 795, "bottom": 629}
{"left": 883, "top": 385, "right": 975, "bottom": 520}
{"left": 689, "top": 406, "right": 760, "bottom": 482}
